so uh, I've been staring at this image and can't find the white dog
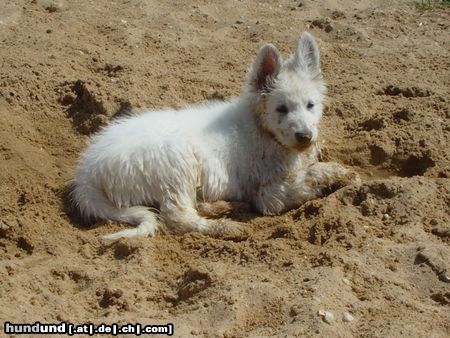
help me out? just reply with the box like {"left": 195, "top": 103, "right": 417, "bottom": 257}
{"left": 72, "top": 32, "right": 358, "bottom": 240}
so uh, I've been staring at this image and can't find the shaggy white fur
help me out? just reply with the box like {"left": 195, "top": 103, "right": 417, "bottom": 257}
{"left": 72, "top": 32, "right": 359, "bottom": 240}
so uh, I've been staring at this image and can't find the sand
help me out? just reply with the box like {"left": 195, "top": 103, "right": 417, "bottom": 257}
{"left": 0, "top": 0, "right": 449, "bottom": 337}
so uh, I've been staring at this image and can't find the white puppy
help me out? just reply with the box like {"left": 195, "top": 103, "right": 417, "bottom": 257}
{"left": 72, "top": 32, "right": 358, "bottom": 240}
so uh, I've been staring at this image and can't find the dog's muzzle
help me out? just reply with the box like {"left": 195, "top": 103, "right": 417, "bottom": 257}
{"left": 295, "top": 131, "right": 313, "bottom": 149}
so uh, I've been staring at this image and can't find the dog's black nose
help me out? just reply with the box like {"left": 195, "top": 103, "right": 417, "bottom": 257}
{"left": 295, "top": 131, "right": 312, "bottom": 145}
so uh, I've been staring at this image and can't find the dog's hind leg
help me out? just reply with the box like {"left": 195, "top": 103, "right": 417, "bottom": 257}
{"left": 197, "top": 201, "right": 251, "bottom": 218}
{"left": 161, "top": 203, "right": 210, "bottom": 233}
{"left": 161, "top": 202, "right": 245, "bottom": 237}
{"left": 72, "top": 178, "right": 162, "bottom": 240}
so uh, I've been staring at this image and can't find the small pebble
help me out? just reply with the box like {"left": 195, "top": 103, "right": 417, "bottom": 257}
{"left": 342, "top": 277, "right": 350, "bottom": 285}
{"left": 382, "top": 213, "right": 390, "bottom": 220}
{"left": 323, "top": 311, "right": 334, "bottom": 324}
{"left": 439, "top": 273, "right": 450, "bottom": 283}
{"left": 343, "top": 312, "right": 354, "bottom": 322}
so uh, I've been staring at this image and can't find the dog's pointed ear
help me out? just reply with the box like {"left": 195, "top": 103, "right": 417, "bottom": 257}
{"left": 294, "top": 32, "right": 320, "bottom": 75}
{"left": 249, "top": 44, "right": 282, "bottom": 93}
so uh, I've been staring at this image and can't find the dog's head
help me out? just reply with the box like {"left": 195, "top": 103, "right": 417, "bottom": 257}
{"left": 245, "top": 32, "right": 326, "bottom": 151}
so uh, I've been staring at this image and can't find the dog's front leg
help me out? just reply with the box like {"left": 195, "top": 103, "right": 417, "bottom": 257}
{"left": 287, "top": 162, "right": 360, "bottom": 209}
{"left": 300, "top": 162, "right": 361, "bottom": 200}
{"left": 282, "top": 163, "right": 361, "bottom": 209}
{"left": 254, "top": 162, "right": 360, "bottom": 215}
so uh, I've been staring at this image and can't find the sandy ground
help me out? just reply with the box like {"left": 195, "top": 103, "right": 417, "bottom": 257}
{"left": 0, "top": 0, "right": 449, "bottom": 337}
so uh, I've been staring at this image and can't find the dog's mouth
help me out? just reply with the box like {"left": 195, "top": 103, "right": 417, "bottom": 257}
{"left": 276, "top": 137, "right": 314, "bottom": 152}
{"left": 292, "top": 142, "right": 314, "bottom": 152}
{"left": 271, "top": 132, "right": 315, "bottom": 153}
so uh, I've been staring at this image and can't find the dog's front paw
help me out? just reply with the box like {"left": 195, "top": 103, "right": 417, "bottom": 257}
{"left": 342, "top": 169, "right": 362, "bottom": 186}
{"left": 327, "top": 169, "right": 362, "bottom": 193}
{"left": 316, "top": 165, "right": 362, "bottom": 195}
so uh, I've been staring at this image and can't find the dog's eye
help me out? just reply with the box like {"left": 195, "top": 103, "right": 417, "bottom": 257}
{"left": 276, "top": 105, "right": 289, "bottom": 114}
{"left": 307, "top": 102, "right": 314, "bottom": 110}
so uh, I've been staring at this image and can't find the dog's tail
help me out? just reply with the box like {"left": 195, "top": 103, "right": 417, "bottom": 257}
{"left": 101, "top": 206, "right": 161, "bottom": 240}
{"left": 71, "top": 179, "right": 161, "bottom": 240}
